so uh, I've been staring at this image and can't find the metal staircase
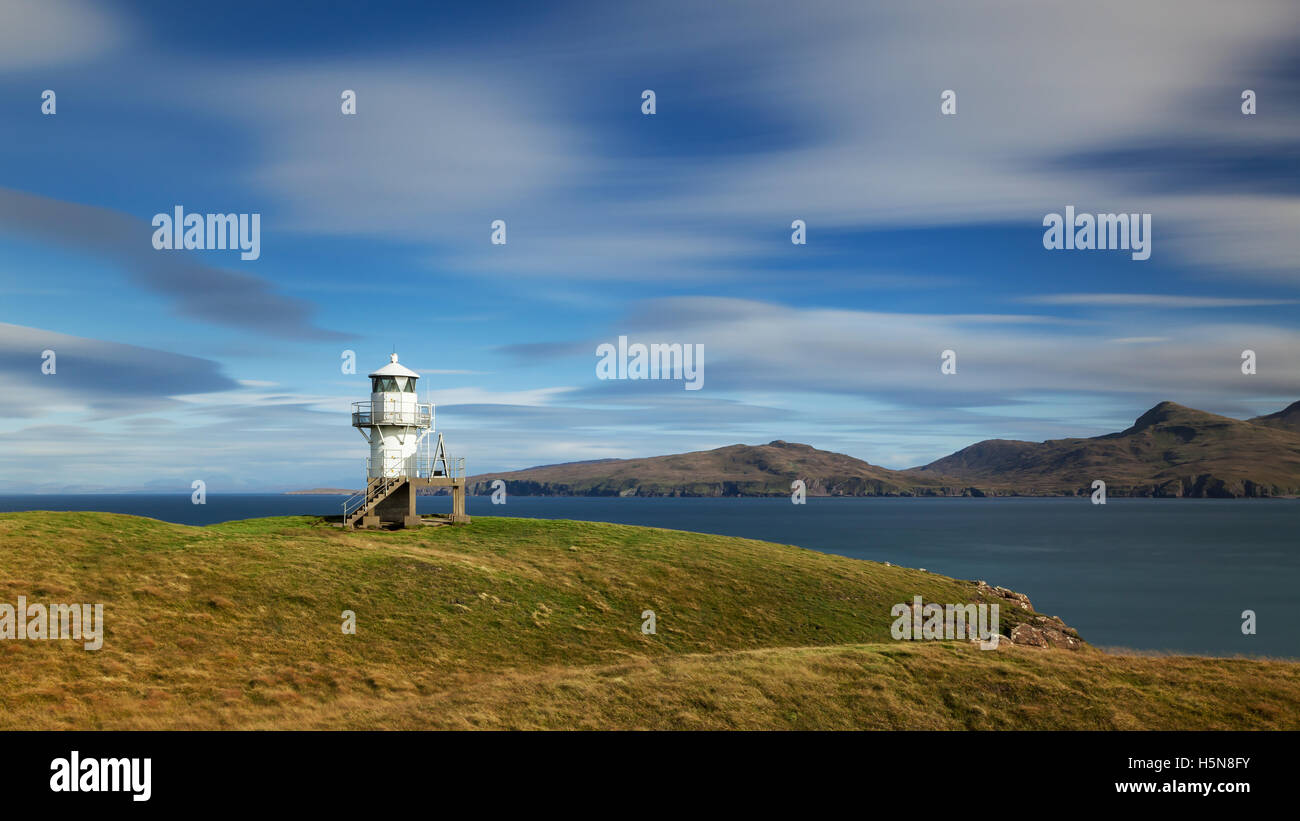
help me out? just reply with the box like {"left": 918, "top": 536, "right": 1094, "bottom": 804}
{"left": 342, "top": 474, "right": 406, "bottom": 529}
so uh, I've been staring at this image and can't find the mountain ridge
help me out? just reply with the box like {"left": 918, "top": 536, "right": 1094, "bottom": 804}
{"left": 459, "top": 400, "right": 1300, "bottom": 499}
{"left": 1249, "top": 400, "right": 1300, "bottom": 434}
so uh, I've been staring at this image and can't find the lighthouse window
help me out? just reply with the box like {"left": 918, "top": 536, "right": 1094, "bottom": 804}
{"left": 403, "top": 378, "right": 416, "bottom": 393}
{"left": 373, "top": 377, "right": 398, "bottom": 392}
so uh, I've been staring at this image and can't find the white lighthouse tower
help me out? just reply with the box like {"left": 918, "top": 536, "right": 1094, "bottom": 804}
{"left": 361, "top": 353, "right": 427, "bottom": 479}
{"left": 342, "top": 353, "right": 468, "bottom": 529}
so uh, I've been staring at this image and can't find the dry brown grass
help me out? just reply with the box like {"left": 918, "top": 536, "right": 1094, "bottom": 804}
{"left": 1, "top": 511, "right": 1296, "bottom": 730}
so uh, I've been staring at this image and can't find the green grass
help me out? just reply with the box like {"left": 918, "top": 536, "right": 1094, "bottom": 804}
{"left": 0, "top": 511, "right": 1296, "bottom": 729}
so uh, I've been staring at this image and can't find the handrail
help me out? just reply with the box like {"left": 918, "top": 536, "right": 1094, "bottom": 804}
{"left": 415, "top": 455, "right": 465, "bottom": 480}
{"left": 364, "top": 455, "right": 465, "bottom": 480}
{"left": 342, "top": 474, "right": 406, "bottom": 524}
{"left": 342, "top": 490, "right": 368, "bottom": 519}
{"left": 342, "top": 451, "right": 465, "bottom": 525}
{"left": 351, "top": 401, "right": 432, "bottom": 428}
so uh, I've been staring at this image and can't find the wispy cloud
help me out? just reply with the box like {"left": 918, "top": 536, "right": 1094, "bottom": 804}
{"left": 0, "top": 0, "right": 128, "bottom": 70}
{"left": 0, "top": 188, "right": 346, "bottom": 340}
{"left": 0, "top": 322, "right": 239, "bottom": 418}
{"left": 535, "top": 296, "right": 1300, "bottom": 410}
{"left": 1021, "top": 294, "right": 1299, "bottom": 308}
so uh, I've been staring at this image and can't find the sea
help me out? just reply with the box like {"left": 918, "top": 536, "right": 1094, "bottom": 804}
{"left": 1, "top": 493, "right": 1295, "bottom": 658}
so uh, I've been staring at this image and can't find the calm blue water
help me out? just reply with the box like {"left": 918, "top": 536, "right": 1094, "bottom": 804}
{"left": 2, "top": 494, "right": 1296, "bottom": 658}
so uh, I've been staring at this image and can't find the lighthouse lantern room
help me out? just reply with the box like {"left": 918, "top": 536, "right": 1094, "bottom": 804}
{"left": 342, "top": 354, "right": 469, "bottom": 529}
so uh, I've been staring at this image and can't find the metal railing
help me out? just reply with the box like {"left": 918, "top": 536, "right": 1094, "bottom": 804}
{"left": 342, "top": 474, "right": 404, "bottom": 523}
{"left": 415, "top": 456, "right": 464, "bottom": 480}
{"left": 342, "top": 454, "right": 465, "bottom": 525}
{"left": 351, "top": 401, "right": 432, "bottom": 428}
{"left": 365, "top": 455, "right": 464, "bottom": 480}
{"left": 342, "top": 488, "right": 369, "bottom": 520}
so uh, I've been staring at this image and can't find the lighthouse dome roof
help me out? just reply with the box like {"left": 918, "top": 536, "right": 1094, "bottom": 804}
{"left": 368, "top": 353, "right": 420, "bottom": 379}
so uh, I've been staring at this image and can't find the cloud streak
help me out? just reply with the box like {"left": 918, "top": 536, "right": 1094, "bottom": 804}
{"left": 1021, "top": 294, "right": 1300, "bottom": 308}
{"left": 0, "top": 0, "right": 128, "bottom": 70}
{"left": 0, "top": 322, "right": 240, "bottom": 418}
{"left": 0, "top": 188, "right": 345, "bottom": 340}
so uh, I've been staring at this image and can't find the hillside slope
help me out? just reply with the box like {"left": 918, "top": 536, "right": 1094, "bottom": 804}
{"left": 1250, "top": 400, "right": 1300, "bottom": 434}
{"left": 0, "top": 512, "right": 1296, "bottom": 729}
{"left": 917, "top": 401, "right": 1300, "bottom": 497}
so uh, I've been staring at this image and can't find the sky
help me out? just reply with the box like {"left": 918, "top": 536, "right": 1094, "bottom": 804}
{"left": 0, "top": 0, "right": 1297, "bottom": 492}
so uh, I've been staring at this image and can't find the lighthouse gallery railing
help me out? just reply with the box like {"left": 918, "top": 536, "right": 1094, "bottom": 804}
{"left": 351, "top": 401, "right": 432, "bottom": 427}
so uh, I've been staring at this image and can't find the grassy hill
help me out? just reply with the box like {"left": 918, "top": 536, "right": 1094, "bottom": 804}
{"left": 466, "top": 439, "right": 960, "bottom": 497}
{"left": 1, "top": 511, "right": 1296, "bottom": 730}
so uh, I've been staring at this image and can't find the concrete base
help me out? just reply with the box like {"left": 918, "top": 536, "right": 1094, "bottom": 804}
{"left": 351, "top": 477, "right": 470, "bottom": 530}
{"left": 373, "top": 481, "right": 415, "bottom": 526}
{"left": 410, "top": 477, "right": 469, "bottom": 526}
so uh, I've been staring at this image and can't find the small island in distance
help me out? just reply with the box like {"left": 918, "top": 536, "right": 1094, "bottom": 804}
{"left": 290, "top": 399, "right": 1300, "bottom": 499}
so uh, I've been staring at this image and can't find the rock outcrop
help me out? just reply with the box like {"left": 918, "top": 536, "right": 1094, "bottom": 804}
{"left": 896, "top": 580, "right": 1084, "bottom": 650}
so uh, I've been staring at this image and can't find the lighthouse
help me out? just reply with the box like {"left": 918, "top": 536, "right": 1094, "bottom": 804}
{"left": 342, "top": 354, "right": 469, "bottom": 529}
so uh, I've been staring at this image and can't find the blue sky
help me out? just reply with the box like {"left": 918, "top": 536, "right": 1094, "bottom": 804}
{"left": 1, "top": 0, "right": 1298, "bottom": 492}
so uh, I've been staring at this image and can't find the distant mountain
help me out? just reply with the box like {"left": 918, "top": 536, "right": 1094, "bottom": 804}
{"left": 466, "top": 440, "right": 965, "bottom": 498}
{"left": 915, "top": 401, "right": 1300, "bottom": 497}
{"left": 1249, "top": 400, "right": 1300, "bottom": 434}
{"left": 516, "top": 457, "right": 622, "bottom": 471}
{"left": 464, "top": 400, "right": 1300, "bottom": 499}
